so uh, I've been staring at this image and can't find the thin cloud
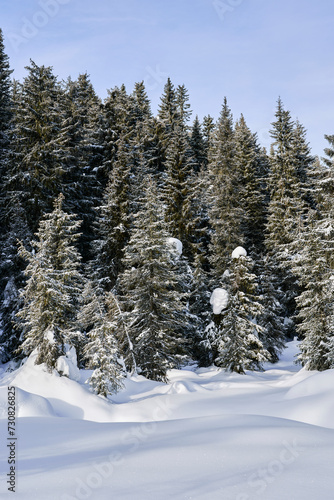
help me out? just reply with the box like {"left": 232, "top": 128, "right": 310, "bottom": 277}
{"left": 73, "top": 16, "right": 156, "bottom": 25}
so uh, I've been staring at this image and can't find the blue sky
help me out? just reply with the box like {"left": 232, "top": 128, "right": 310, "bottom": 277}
{"left": 1, "top": 0, "right": 334, "bottom": 155}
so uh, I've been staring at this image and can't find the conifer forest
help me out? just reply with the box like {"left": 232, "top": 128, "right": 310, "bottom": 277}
{"left": 2, "top": 27, "right": 334, "bottom": 397}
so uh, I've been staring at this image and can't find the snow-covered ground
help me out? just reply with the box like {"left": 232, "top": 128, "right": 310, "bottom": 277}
{"left": 1, "top": 340, "right": 334, "bottom": 499}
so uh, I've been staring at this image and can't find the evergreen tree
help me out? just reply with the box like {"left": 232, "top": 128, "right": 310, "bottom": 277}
{"left": 17, "top": 194, "right": 85, "bottom": 372}
{"left": 256, "top": 255, "right": 286, "bottom": 362}
{"left": 80, "top": 283, "right": 124, "bottom": 396}
{"left": 292, "top": 120, "right": 315, "bottom": 192}
{"left": 0, "top": 205, "right": 29, "bottom": 362}
{"left": 117, "top": 178, "right": 189, "bottom": 382}
{"left": 100, "top": 84, "right": 136, "bottom": 180}
{"left": 207, "top": 98, "right": 243, "bottom": 277}
{"left": 202, "top": 114, "right": 215, "bottom": 163}
{"left": 294, "top": 145, "right": 334, "bottom": 370}
{"left": 0, "top": 63, "right": 70, "bottom": 360}
{"left": 0, "top": 29, "right": 15, "bottom": 361}
{"left": 295, "top": 223, "right": 334, "bottom": 370}
{"left": 5, "top": 61, "right": 66, "bottom": 233}
{"left": 163, "top": 126, "right": 202, "bottom": 261}
{"left": 158, "top": 77, "right": 178, "bottom": 132}
{"left": 212, "top": 248, "right": 269, "bottom": 373}
{"left": 61, "top": 73, "right": 104, "bottom": 260}
{"left": 0, "top": 28, "right": 12, "bottom": 159}
{"left": 265, "top": 99, "right": 311, "bottom": 326}
{"left": 190, "top": 116, "right": 206, "bottom": 172}
{"left": 132, "top": 81, "right": 152, "bottom": 120}
{"left": 176, "top": 84, "right": 192, "bottom": 129}
{"left": 92, "top": 137, "right": 132, "bottom": 291}
{"left": 234, "top": 115, "right": 268, "bottom": 255}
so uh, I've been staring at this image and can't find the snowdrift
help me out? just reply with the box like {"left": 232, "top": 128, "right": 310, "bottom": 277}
{"left": 1, "top": 340, "right": 334, "bottom": 499}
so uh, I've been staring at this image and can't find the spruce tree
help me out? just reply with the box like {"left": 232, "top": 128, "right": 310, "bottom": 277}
{"left": 207, "top": 98, "right": 243, "bottom": 277}
{"left": 0, "top": 29, "right": 15, "bottom": 361}
{"left": 158, "top": 77, "right": 178, "bottom": 132}
{"left": 80, "top": 283, "right": 124, "bottom": 396}
{"left": 117, "top": 178, "right": 189, "bottom": 382}
{"left": 61, "top": 73, "right": 104, "bottom": 260}
{"left": 265, "top": 99, "right": 311, "bottom": 328}
{"left": 202, "top": 114, "right": 215, "bottom": 164}
{"left": 256, "top": 255, "right": 286, "bottom": 362}
{"left": 293, "top": 145, "right": 334, "bottom": 370}
{"left": 190, "top": 116, "right": 206, "bottom": 172}
{"left": 0, "top": 28, "right": 12, "bottom": 160}
{"left": 163, "top": 126, "right": 202, "bottom": 261}
{"left": 176, "top": 84, "right": 192, "bottom": 129}
{"left": 212, "top": 248, "right": 269, "bottom": 373}
{"left": 234, "top": 115, "right": 268, "bottom": 255}
{"left": 5, "top": 61, "right": 66, "bottom": 234}
{"left": 100, "top": 84, "right": 136, "bottom": 180}
{"left": 92, "top": 137, "right": 132, "bottom": 291}
{"left": 295, "top": 223, "right": 334, "bottom": 370}
{"left": 17, "top": 194, "right": 85, "bottom": 372}
{"left": 0, "top": 205, "right": 29, "bottom": 362}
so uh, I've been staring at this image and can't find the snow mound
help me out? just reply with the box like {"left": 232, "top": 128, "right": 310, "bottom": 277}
{"left": 210, "top": 288, "right": 229, "bottom": 314}
{"left": 285, "top": 369, "right": 334, "bottom": 399}
{"left": 231, "top": 246, "right": 247, "bottom": 259}
{"left": 17, "top": 388, "right": 57, "bottom": 418}
{"left": 0, "top": 386, "right": 56, "bottom": 418}
{"left": 2, "top": 352, "right": 115, "bottom": 422}
{"left": 167, "top": 380, "right": 206, "bottom": 394}
{"left": 166, "top": 237, "right": 183, "bottom": 257}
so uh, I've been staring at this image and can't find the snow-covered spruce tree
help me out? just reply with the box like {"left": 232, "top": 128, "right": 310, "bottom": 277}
{"left": 79, "top": 282, "right": 125, "bottom": 396}
{"left": 190, "top": 116, "right": 206, "bottom": 172}
{"left": 207, "top": 98, "right": 243, "bottom": 277}
{"left": 292, "top": 148, "right": 334, "bottom": 370}
{"left": 158, "top": 77, "right": 178, "bottom": 133}
{"left": 265, "top": 99, "right": 312, "bottom": 329}
{"left": 212, "top": 247, "right": 270, "bottom": 373}
{"left": 61, "top": 73, "right": 104, "bottom": 261}
{"left": 0, "top": 28, "right": 12, "bottom": 163}
{"left": 163, "top": 125, "right": 203, "bottom": 262}
{"left": 17, "top": 194, "right": 85, "bottom": 372}
{"left": 117, "top": 177, "right": 189, "bottom": 382}
{"left": 5, "top": 61, "right": 67, "bottom": 235}
{"left": 294, "top": 221, "right": 334, "bottom": 370}
{"left": 0, "top": 204, "right": 29, "bottom": 362}
{"left": 292, "top": 120, "right": 316, "bottom": 207}
{"left": 188, "top": 258, "right": 213, "bottom": 366}
{"left": 176, "top": 84, "right": 192, "bottom": 130}
{"left": 92, "top": 136, "right": 132, "bottom": 292}
{"left": 234, "top": 115, "right": 268, "bottom": 255}
{"left": 0, "top": 29, "right": 15, "bottom": 361}
{"left": 99, "top": 84, "right": 136, "bottom": 181}
{"left": 202, "top": 114, "right": 215, "bottom": 164}
{"left": 255, "top": 255, "right": 286, "bottom": 362}
{"left": 131, "top": 81, "right": 165, "bottom": 173}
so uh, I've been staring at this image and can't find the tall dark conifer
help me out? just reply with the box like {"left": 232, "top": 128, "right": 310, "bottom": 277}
{"left": 234, "top": 115, "right": 268, "bottom": 255}
{"left": 0, "top": 29, "right": 14, "bottom": 361}
{"left": 265, "top": 99, "right": 311, "bottom": 328}
{"left": 61, "top": 74, "right": 104, "bottom": 260}
{"left": 17, "top": 194, "right": 85, "bottom": 372}
{"left": 117, "top": 178, "right": 189, "bottom": 381}
{"left": 207, "top": 98, "right": 242, "bottom": 277}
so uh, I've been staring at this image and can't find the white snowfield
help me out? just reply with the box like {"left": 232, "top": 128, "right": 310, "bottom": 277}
{"left": 1, "top": 341, "right": 334, "bottom": 499}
